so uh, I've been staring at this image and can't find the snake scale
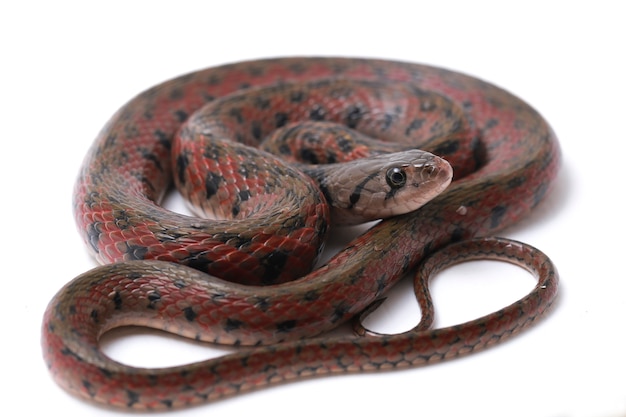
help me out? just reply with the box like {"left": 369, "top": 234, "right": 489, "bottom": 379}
{"left": 41, "top": 57, "right": 560, "bottom": 409}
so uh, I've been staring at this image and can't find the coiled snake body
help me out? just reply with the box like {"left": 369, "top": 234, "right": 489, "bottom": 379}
{"left": 41, "top": 57, "right": 560, "bottom": 409}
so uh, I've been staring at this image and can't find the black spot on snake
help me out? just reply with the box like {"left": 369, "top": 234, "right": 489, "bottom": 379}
{"left": 382, "top": 113, "right": 394, "bottom": 130}
{"left": 183, "top": 306, "right": 197, "bottom": 322}
{"left": 278, "top": 143, "right": 290, "bottom": 155}
{"left": 376, "top": 276, "right": 387, "bottom": 295}
{"left": 238, "top": 189, "right": 251, "bottom": 202}
{"left": 350, "top": 267, "right": 366, "bottom": 285}
{"left": 183, "top": 252, "right": 214, "bottom": 272}
{"left": 485, "top": 118, "right": 499, "bottom": 129}
{"left": 60, "top": 347, "right": 83, "bottom": 362}
{"left": 253, "top": 297, "right": 270, "bottom": 312}
{"left": 176, "top": 153, "right": 189, "bottom": 185}
{"left": 336, "top": 135, "right": 353, "bottom": 153}
{"left": 236, "top": 164, "right": 250, "bottom": 179}
{"left": 126, "top": 272, "right": 142, "bottom": 280}
{"left": 138, "top": 174, "right": 156, "bottom": 194}
{"left": 126, "top": 390, "right": 140, "bottom": 408}
{"left": 276, "top": 320, "right": 297, "bottom": 333}
{"left": 299, "top": 148, "right": 319, "bottom": 164}
{"left": 254, "top": 96, "right": 271, "bottom": 109}
{"left": 169, "top": 88, "right": 184, "bottom": 100}
{"left": 147, "top": 292, "right": 161, "bottom": 309}
{"left": 154, "top": 129, "right": 171, "bottom": 149}
{"left": 201, "top": 92, "right": 216, "bottom": 102}
{"left": 302, "top": 130, "right": 320, "bottom": 143}
{"left": 104, "top": 133, "right": 117, "bottom": 148}
{"left": 450, "top": 227, "right": 467, "bottom": 243}
{"left": 247, "top": 65, "right": 264, "bottom": 77}
{"left": 125, "top": 243, "right": 149, "bottom": 260}
{"left": 112, "top": 208, "right": 133, "bottom": 230}
{"left": 207, "top": 74, "right": 221, "bottom": 85}
{"left": 142, "top": 152, "right": 163, "bottom": 171}
{"left": 98, "top": 367, "right": 113, "bottom": 378}
{"left": 490, "top": 205, "right": 507, "bottom": 229}
{"left": 432, "top": 140, "right": 460, "bottom": 157}
{"left": 316, "top": 182, "right": 333, "bottom": 206}
{"left": 180, "top": 384, "right": 194, "bottom": 392}
{"left": 288, "top": 62, "right": 307, "bottom": 74}
{"left": 260, "top": 250, "right": 290, "bottom": 285}
{"left": 224, "top": 318, "right": 244, "bottom": 332}
{"left": 251, "top": 121, "right": 262, "bottom": 140}
{"left": 205, "top": 171, "right": 223, "bottom": 199}
{"left": 303, "top": 290, "right": 319, "bottom": 301}
{"left": 174, "top": 109, "right": 188, "bottom": 122}
{"left": 401, "top": 254, "right": 412, "bottom": 272}
{"left": 113, "top": 291, "right": 122, "bottom": 310}
{"left": 194, "top": 392, "right": 209, "bottom": 401}
{"left": 82, "top": 380, "right": 95, "bottom": 397}
{"left": 330, "top": 304, "right": 348, "bottom": 323}
{"left": 345, "top": 105, "right": 364, "bottom": 128}
{"left": 472, "top": 137, "right": 488, "bottom": 171}
{"left": 231, "top": 203, "right": 240, "bottom": 217}
{"left": 506, "top": 176, "right": 526, "bottom": 189}
{"left": 405, "top": 118, "right": 425, "bottom": 136}
{"left": 86, "top": 222, "right": 101, "bottom": 254}
{"left": 309, "top": 105, "right": 325, "bottom": 121}
{"left": 89, "top": 171, "right": 103, "bottom": 186}
{"left": 290, "top": 90, "right": 304, "bottom": 102}
{"left": 533, "top": 182, "right": 549, "bottom": 208}
{"left": 229, "top": 107, "right": 244, "bottom": 123}
{"left": 275, "top": 112, "right": 289, "bottom": 128}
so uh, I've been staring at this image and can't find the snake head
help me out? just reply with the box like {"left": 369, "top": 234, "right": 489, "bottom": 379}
{"left": 314, "top": 149, "right": 453, "bottom": 225}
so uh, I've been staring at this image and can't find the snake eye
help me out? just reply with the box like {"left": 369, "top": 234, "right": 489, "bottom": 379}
{"left": 386, "top": 167, "right": 407, "bottom": 189}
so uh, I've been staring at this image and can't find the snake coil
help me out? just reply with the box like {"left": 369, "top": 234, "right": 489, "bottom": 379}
{"left": 42, "top": 57, "right": 560, "bottom": 410}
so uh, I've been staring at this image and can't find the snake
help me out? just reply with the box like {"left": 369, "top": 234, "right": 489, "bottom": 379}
{"left": 41, "top": 57, "right": 561, "bottom": 410}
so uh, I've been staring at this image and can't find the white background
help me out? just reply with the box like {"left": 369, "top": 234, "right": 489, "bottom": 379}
{"left": 1, "top": 1, "right": 624, "bottom": 416}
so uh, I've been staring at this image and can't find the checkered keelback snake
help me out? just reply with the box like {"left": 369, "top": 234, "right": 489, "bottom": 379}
{"left": 42, "top": 57, "right": 560, "bottom": 409}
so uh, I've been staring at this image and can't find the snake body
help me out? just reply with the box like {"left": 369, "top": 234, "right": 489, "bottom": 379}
{"left": 41, "top": 57, "right": 561, "bottom": 409}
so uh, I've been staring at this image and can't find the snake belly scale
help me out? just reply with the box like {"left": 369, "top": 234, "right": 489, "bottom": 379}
{"left": 41, "top": 57, "right": 561, "bottom": 409}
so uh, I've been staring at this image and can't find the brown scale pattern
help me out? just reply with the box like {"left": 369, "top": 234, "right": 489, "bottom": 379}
{"left": 42, "top": 57, "right": 560, "bottom": 409}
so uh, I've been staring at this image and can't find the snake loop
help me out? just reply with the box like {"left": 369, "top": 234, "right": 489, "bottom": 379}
{"left": 41, "top": 57, "right": 561, "bottom": 409}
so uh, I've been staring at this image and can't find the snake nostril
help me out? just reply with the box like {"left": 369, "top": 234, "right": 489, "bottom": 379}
{"left": 422, "top": 163, "right": 436, "bottom": 177}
